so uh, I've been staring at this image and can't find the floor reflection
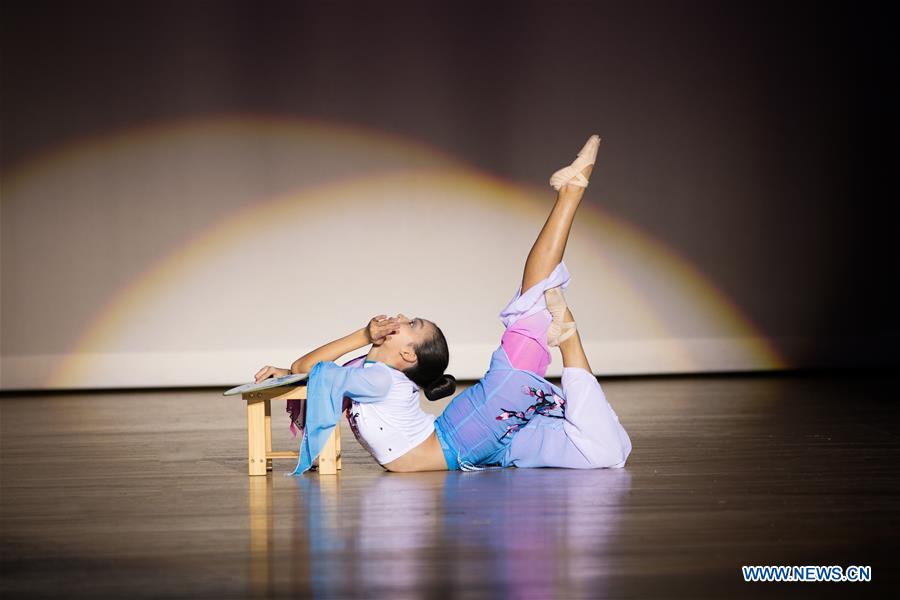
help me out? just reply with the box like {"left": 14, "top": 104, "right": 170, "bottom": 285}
{"left": 247, "top": 468, "right": 632, "bottom": 597}
{"left": 437, "top": 469, "right": 633, "bottom": 598}
{"left": 248, "top": 476, "right": 276, "bottom": 597}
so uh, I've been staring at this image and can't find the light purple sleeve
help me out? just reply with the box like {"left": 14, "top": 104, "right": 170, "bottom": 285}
{"left": 341, "top": 354, "right": 368, "bottom": 368}
{"left": 341, "top": 362, "right": 393, "bottom": 403}
{"left": 286, "top": 353, "right": 377, "bottom": 436}
{"left": 503, "top": 367, "right": 632, "bottom": 469}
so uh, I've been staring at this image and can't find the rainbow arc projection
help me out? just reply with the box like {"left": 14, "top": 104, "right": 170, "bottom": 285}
{"left": 0, "top": 116, "right": 783, "bottom": 390}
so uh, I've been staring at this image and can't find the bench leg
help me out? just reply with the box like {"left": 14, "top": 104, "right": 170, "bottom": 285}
{"left": 264, "top": 399, "right": 273, "bottom": 471}
{"left": 247, "top": 400, "right": 268, "bottom": 476}
{"left": 318, "top": 428, "right": 338, "bottom": 475}
{"left": 335, "top": 422, "right": 343, "bottom": 471}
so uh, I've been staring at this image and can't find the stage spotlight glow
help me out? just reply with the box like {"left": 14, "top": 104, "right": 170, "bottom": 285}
{"left": 0, "top": 116, "right": 782, "bottom": 390}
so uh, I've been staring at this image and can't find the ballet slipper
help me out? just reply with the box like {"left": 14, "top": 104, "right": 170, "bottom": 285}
{"left": 544, "top": 286, "right": 578, "bottom": 347}
{"left": 549, "top": 134, "right": 601, "bottom": 191}
{"left": 559, "top": 321, "right": 577, "bottom": 344}
{"left": 548, "top": 321, "right": 577, "bottom": 347}
{"left": 544, "top": 285, "right": 568, "bottom": 324}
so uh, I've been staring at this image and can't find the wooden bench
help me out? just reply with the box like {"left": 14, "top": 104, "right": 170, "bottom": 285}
{"left": 242, "top": 385, "right": 342, "bottom": 476}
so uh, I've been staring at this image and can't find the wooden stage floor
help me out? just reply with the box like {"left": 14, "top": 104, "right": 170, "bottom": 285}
{"left": 2, "top": 371, "right": 898, "bottom": 599}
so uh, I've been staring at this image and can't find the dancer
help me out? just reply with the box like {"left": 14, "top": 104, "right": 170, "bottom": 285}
{"left": 253, "top": 135, "right": 631, "bottom": 473}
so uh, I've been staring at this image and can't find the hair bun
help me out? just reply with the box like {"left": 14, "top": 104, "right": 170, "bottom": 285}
{"left": 424, "top": 374, "right": 457, "bottom": 401}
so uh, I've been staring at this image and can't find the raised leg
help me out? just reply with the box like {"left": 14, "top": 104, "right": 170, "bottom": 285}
{"left": 501, "top": 140, "right": 598, "bottom": 375}
{"left": 520, "top": 168, "right": 593, "bottom": 293}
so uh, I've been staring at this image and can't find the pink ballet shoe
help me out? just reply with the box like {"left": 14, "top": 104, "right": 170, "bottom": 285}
{"left": 549, "top": 134, "right": 601, "bottom": 191}
{"left": 545, "top": 286, "right": 578, "bottom": 347}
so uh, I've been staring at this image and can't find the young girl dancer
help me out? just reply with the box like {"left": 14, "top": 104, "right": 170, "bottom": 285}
{"left": 253, "top": 134, "right": 632, "bottom": 473}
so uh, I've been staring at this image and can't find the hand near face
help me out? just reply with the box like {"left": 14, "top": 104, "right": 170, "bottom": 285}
{"left": 367, "top": 314, "right": 401, "bottom": 346}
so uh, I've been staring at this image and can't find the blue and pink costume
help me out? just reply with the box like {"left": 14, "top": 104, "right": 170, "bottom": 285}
{"left": 434, "top": 260, "right": 632, "bottom": 470}
{"left": 289, "top": 260, "right": 632, "bottom": 473}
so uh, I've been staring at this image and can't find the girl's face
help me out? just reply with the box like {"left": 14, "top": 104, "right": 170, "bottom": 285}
{"left": 381, "top": 313, "right": 433, "bottom": 359}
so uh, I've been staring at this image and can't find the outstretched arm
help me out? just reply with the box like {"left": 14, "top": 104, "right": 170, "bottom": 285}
{"left": 253, "top": 315, "right": 402, "bottom": 382}
{"left": 290, "top": 315, "right": 402, "bottom": 374}
{"left": 290, "top": 327, "right": 370, "bottom": 375}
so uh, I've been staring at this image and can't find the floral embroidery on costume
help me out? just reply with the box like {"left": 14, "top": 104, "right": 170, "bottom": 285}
{"left": 496, "top": 385, "right": 566, "bottom": 439}
{"left": 346, "top": 406, "right": 384, "bottom": 467}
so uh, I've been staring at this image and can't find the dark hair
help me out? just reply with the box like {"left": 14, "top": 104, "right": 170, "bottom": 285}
{"left": 403, "top": 320, "right": 456, "bottom": 401}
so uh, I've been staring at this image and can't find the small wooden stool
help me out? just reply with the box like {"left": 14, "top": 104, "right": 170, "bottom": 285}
{"left": 242, "top": 385, "right": 342, "bottom": 476}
